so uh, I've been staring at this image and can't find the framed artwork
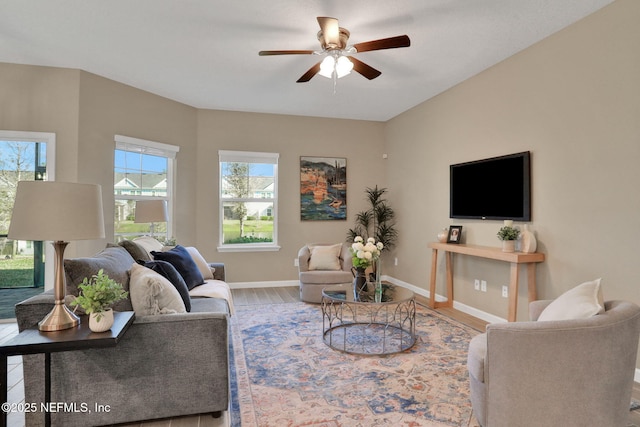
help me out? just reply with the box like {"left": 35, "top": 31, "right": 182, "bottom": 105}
{"left": 447, "top": 225, "right": 463, "bottom": 243}
{"left": 300, "top": 156, "right": 347, "bottom": 220}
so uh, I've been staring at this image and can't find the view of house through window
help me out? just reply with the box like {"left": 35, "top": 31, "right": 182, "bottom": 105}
{"left": 0, "top": 131, "right": 55, "bottom": 296}
{"left": 114, "top": 135, "right": 178, "bottom": 243}
{"left": 219, "top": 150, "right": 279, "bottom": 251}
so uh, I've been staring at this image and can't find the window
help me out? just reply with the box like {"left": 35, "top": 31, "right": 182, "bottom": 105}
{"left": 0, "top": 130, "right": 55, "bottom": 293}
{"left": 219, "top": 150, "right": 279, "bottom": 252}
{"left": 114, "top": 135, "right": 179, "bottom": 242}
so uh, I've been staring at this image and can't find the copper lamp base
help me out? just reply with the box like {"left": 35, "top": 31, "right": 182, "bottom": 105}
{"left": 38, "top": 240, "right": 80, "bottom": 332}
{"left": 38, "top": 303, "right": 80, "bottom": 332}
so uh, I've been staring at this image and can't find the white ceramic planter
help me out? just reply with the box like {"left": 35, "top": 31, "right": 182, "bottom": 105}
{"left": 502, "top": 240, "right": 516, "bottom": 253}
{"left": 89, "top": 308, "right": 114, "bottom": 332}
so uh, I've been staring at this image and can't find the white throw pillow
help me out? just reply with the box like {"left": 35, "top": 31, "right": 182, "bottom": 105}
{"left": 308, "top": 244, "right": 342, "bottom": 271}
{"left": 185, "top": 247, "right": 214, "bottom": 280}
{"left": 538, "top": 278, "right": 604, "bottom": 321}
{"left": 129, "top": 263, "right": 187, "bottom": 315}
{"left": 133, "top": 236, "right": 164, "bottom": 258}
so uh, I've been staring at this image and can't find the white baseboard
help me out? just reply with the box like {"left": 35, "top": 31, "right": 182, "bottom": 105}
{"left": 228, "top": 280, "right": 298, "bottom": 289}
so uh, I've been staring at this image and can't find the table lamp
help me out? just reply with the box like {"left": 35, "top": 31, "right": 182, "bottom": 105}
{"left": 134, "top": 199, "right": 167, "bottom": 237}
{"left": 8, "top": 181, "right": 105, "bottom": 332}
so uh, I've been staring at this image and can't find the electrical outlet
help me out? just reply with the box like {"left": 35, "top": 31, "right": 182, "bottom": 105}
{"left": 394, "top": 257, "right": 398, "bottom": 266}
{"left": 474, "top": 279, "right": 480, "bottom": 291}
{"left": 294, "top": 258, "right": 299, "bottom": 267}
{"left": 502, "top": 285, "right": 509, "bottom": 298}
{"left": 481, "top": 280, "right": 487, "bottom": 292}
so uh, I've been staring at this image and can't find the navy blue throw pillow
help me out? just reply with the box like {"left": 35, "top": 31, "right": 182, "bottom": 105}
{"left": 151, "top": 245, "right": 205, "bottom": 291}
{"left": 138, "top": 260, "right": 191, "bottom": 312}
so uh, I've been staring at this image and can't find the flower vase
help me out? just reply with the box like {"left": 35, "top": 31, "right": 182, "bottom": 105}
{"left": 352, "top": 267, "right": 368, "bottom": 295}
{"left": 374, "top": 259, "right": 382, "bottom": 303}
{"left": 89, "top": 308, "right": 114, "bottom": 333}
{"left": 520, "top": 224, "right": 537, "bottom": 253}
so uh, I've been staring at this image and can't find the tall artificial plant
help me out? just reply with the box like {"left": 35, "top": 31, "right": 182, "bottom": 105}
{"left": 347, "top": 186, "right": 398, "bottom": 252}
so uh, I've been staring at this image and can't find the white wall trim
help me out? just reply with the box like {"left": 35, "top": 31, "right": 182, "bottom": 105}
{"left": 229, "top": 279, "right": 298, "bottom": 289}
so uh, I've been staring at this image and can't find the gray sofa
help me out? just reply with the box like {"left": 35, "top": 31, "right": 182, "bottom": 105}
{"left": 467, "top": 299, "right": 640, "bottom": 427}
{"left": 15, "top": 245, "right": 231, "bottom": 427}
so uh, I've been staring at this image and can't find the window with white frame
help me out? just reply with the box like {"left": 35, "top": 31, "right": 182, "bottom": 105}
{"left": 114, "top": 135, "right": 179, "bottom": 243}
{"left": 218, "top": 150, "right": 279, "bottom": 252}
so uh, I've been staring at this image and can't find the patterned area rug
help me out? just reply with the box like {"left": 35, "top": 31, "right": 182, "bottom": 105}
{"left": 230, "top": 302, "right": 481, "bottom": 427}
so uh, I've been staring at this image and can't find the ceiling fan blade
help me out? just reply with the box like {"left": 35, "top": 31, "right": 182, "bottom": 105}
{"left": 353, "top": 35, "right": 410, "bottom": 53}
{"left": 317, "top": 16, "right": 340, "bottom": 48}
{"left": 296, "top": 62, "right": 322, "bottom": 83}
{"left": 259, "top": 50, "right": 315, "bottom": 56}
{"left": 348, "top": 57, "right": 382, "bottom": 80}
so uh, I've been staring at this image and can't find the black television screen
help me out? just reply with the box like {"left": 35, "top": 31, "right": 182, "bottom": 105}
{"left": 450, "top": 151, "right": 531, "bottom": 221}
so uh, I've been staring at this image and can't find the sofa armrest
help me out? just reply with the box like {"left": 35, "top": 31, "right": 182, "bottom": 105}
{"left": 297, "top": 246, "right": 310, "bottom": 272}
{"left": 529, "top": 299, "right": 553, "bottom": 321}
{"left": 209, "top": 262, "right": 225, "bottom": 281}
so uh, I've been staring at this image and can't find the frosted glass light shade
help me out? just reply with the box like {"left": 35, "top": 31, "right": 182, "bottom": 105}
{"left": 319, "top": 56, "right": 335, "bottom": 78}
{"left": 8, "top": 181, "right": 105, "bottom": 242}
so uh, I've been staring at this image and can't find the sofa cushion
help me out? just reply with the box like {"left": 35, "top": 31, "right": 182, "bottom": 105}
{"left": 308, "top": 243, "right": 342, "bottom": 271}
{"left": 185, "top": 247, "right": 214, "bottom": 280}
{"left": 119, "top": 239, "right": 152, "bottom": 262}
{"left": 64, "top": 246, "right": 134, "bottom": 312}
{"left": 133, "top": 236, "right": 165, "bottom": 258}
{"left": 538, "top": 278, "right": 604, "bottom": 321}
{"left": 299, "top": 270, "right": 353, "bottom": 284}
{"left": 139, "top": 260, "right": 191, "bottom": 312}
{"left": 151, "top": 245, "right": 205, "bottom": 290}
{"left": 129, "top": 263, "right": 186, "bottom": 315}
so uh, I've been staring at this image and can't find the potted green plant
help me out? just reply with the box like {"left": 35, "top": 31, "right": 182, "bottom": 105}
{"left": 70, "top": 269, "right": 129, "bottom": 332}
{"left": 497, "top": 225, "right": 520, "bottom": 253}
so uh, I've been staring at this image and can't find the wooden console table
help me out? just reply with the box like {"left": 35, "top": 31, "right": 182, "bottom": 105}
{"left": 428, "top": 242, "right": 545, "bottom": 322}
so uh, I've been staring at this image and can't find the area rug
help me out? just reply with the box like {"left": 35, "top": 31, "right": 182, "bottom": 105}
{"left": 230, "top": 302, "right": 481, "bottom": 427}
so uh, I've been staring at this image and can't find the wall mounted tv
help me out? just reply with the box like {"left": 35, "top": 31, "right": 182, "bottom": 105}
{"left": 450, "top": 151, "right": 531, "bottom": 221}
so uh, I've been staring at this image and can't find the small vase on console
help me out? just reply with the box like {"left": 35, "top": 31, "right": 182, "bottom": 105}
{"left": 352, "top": 267, "right": 368, "bottom": 295}
{"left": 520, "top": 224, "right": 537, "bottom": 253}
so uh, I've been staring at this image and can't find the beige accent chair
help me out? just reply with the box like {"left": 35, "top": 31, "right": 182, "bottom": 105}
{"left": 298, "top": 243, "right": 354, "bottom": 303}
{"left": 467, "top": 300, "right": 640, "bottom": 427}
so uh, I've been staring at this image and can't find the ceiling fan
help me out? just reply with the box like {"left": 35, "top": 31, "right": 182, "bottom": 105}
{"left": 259, "top": 17, "right": 410, "bottom": 83}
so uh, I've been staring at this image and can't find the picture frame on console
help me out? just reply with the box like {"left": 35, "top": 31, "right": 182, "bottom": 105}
{"left": 447, "top": 226, "right": 462, "bottom": 243}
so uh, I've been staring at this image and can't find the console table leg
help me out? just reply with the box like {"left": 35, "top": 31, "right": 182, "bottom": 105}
{"left": 508, "top": 263, "right": 519, "bottom": 322}
{"left": 429, "top": 249, "right": 438, "bottom": 309}
{"left": 527, "top": 263, "right": 537, "bottom": 303}
{"left": 445, "top": 252, "right": 454, "bottom": 308}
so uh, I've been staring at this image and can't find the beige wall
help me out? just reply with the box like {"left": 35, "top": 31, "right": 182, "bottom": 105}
{"left": 195, "top": 110, "right": 385, "bottom": 282}
{"left": 385, "top": 0, "right": 640, "bottom": 324}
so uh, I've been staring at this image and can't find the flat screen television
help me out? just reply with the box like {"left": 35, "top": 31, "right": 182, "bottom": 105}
{"left": 450, "top": 151, "right": 531, "bottom": 221}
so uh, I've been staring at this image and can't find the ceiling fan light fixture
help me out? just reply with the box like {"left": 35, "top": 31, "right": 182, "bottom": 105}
{"left": 319, "top": 56, "right": 335, "bottom": 78}
{"left": 335, "top": 56, "right": 353, "bottom": 78}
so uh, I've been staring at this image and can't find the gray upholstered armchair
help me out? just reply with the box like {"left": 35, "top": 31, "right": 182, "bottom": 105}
{"left": 467, "top": 300, "right": 640, "bottom": 427}
{"left": 298, "top": 243, "right": 353, "bottom": 303}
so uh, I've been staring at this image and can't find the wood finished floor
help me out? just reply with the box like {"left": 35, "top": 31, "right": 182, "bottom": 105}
{"left": 1, "top": 286, "right": 639, "bottom": 426}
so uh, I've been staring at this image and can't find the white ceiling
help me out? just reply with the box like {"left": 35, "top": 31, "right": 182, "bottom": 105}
{"left": 1, "top": 0, "right": 613, "bottom": 122}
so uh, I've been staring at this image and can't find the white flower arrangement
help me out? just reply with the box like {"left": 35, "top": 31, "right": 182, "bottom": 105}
{"left": 350, "top": 236, "right": 384, "bottom": 269}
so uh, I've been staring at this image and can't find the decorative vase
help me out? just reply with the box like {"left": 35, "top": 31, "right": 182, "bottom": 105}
{"left": 374, "top": 259, "right": 382, "bottom": 303}
{"left": 352, "top": 267, "right": 368, "bottom": 295}
{"left": 437, "top": 228, "right": 448, "bottom": 243}
{"left": 502, "top": 240, "right": 516, "bottom": 253}
{"left": 89, "top": 308, "right": 114, "bottom": 332}
{"left": 520, "top": 224, "right": 537, "bottom": 253}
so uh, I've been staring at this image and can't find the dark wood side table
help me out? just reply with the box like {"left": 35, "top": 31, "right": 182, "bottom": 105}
{"left": 0, "top": 311, "right": 135, "bottom": 427}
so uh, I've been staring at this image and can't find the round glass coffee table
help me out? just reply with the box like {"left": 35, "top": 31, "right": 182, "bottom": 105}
{"left": 321, "top": 283, "right": 416, "bottom": 355}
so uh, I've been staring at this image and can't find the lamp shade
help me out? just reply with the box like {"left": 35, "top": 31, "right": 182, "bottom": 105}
{"left": 8, "top": 181, "right": 105, "bottom": 242}
{"left": 134, "top": 199, "right": 168, "bottom": 223}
